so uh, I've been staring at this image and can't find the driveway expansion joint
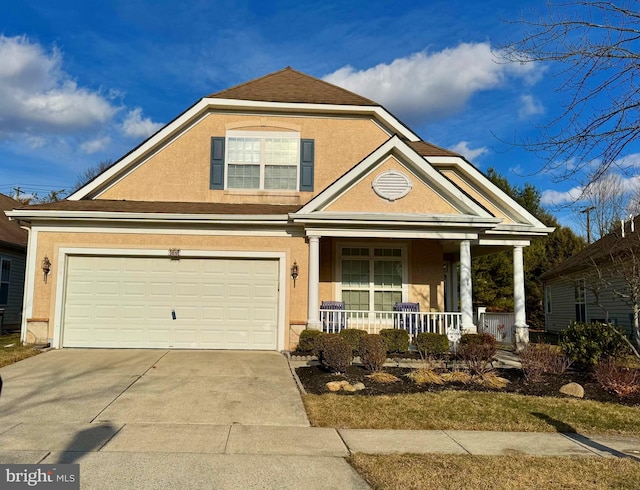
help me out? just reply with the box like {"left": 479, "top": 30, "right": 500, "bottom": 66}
{"left": 442, "top": 430, "right": 472, "bottom": 455}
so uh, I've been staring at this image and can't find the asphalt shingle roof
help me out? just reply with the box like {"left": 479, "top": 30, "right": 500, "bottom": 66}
{"left": 0, "top": 193, "right": 28, "bottom": 248}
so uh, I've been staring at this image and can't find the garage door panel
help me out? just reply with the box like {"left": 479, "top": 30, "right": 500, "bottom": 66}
{"left": 63, "top": 256, "right": 279, "bottom": 349}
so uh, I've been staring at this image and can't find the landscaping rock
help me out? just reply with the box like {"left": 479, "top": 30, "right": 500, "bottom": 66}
{"left": 343, "top": 384, "right": 357, "bottom": 392}
{"left": 352, "top": 382, "right": 366, "bottom": 391}
{"left": 326, "top": 381, "right": 343, "bottom": 392}
{"left": 559, "top": 382, "right": 584, "bottom": 398}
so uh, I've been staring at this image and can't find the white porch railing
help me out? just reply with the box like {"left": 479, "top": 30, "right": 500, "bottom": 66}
{"left": 319, "top": 309, "right": 462, "bottom": 337}
{"left": 478, "top": 311, "right": 515, "bottom": 345}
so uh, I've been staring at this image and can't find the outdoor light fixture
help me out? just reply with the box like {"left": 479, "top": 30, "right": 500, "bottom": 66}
{"left": 291, "top": 261, "right": 299, "bottom": 287}
{"left": 41, "top": 256, "right": 51, "bottom": 284}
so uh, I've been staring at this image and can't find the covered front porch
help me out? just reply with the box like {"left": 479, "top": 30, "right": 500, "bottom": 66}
{"left": 301, "top": 235, "right": 530, "bottom": 347}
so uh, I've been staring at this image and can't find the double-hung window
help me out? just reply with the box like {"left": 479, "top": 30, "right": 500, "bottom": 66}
{"left": 227, "top": 131, "right": 299, "bottom": 190}
{"left": 340, "top": 246, "right": 405, "bottom": 311}
{"left": 0, "top": 259, "right": 10, "bottom": 305}
{"left": 210, "top": 131, "right": 314, "bottom": 191}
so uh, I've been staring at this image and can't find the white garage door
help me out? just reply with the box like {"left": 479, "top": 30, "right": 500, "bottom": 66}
{"left": 62, "top": 256, "right": 279, "bottom": 349}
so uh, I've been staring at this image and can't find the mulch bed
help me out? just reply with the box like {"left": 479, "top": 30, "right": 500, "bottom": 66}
{"left": 295, "top": 364, "right": 640, "bottom": 406}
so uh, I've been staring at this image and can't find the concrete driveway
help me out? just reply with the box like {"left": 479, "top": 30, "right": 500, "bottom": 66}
{"left": 0, "top": 350, "right": 374, "bottom": 489}
{"left": 0, "top": 349, "right": 309, "bottom": 426}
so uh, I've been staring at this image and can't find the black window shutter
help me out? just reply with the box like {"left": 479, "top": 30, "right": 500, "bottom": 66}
{"left": 299, "top": 139, "right": 314, "bottom": 191}
{"left": 210, "top": 137, "right": 225, "bottom": 190}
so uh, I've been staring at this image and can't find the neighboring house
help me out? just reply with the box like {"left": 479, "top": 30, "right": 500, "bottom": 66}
{"left": 6, "top": 67, "right": 552, "bottom": 350}
{"left": 542, "top": 216, "right": 640, "bottom": 337}
{"left": 0, "top": 193, "right": 28, "bottom": 331}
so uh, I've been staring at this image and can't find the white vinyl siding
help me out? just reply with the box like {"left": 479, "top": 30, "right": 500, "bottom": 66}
{"left": 62, "top": 256, "right": 279, "bottom": 349}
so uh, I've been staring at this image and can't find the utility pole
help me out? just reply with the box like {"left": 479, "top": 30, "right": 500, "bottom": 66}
{"left": 12, "top": 186, "right": 22, "bottom": 201}
{"left": 581, "top": 206, "right": 596, "bottom": 244}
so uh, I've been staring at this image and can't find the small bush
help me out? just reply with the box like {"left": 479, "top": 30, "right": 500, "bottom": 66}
{"left": 519, "top": 343, "right": 572, "bottom": 382}
{"left": 318, "top": 335, "right": 352, "bottom": 373}
{"left": 458, "top": 333, "right": 497, "bottom": 375}
{"left": 339, "top": 328, "right": 368, "bottom": 354}
{"left": 297, "top": 329, "right": 323, "bottom": 353}
{"left": 359, "top": 334, "right": 388, "bottom": 372}
{"left": 414, "top": 332, "right": 450, "bottom": 357}
{"left": 593, "top": 358, "right": 640, "bottom": 398}
{"left": 380, "top": 329, "right": 410, "bottom": 353}
{"left": 561, "top": 322, "right": 629, "bottom": 368}
{"left": 312, "top": 333, "right": 338, "bottom": 358}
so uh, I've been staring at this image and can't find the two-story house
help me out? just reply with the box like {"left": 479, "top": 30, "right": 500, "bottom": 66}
{"left": 6, "top": 68, "right": 552, "bottom": 350}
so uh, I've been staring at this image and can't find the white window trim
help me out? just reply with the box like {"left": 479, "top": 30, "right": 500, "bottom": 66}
{"left": 334, "top": 242, "right": 408, "bottom": 311}
{"left": 225, "top": 130, "right": 300, "bottom": 191}
{"left": 0, "top": 257, "right": 10, "bottom": 306}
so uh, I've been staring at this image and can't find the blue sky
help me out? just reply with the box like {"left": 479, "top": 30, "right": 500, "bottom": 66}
{"left": 1, "top": 0, "right": 637, "bottom": 230}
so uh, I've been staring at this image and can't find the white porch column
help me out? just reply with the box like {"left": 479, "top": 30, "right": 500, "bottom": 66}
{"left": 452, "top": 262, "right": 459, "bottom": 312}
{"left": 306, "top": 235, "right": 322, "bottom": 330}
{"left": 460, "top": 240, "right": 475, "bottom": 332}
{"left": 513, "top": 245, "right": 529, "bottom": 350}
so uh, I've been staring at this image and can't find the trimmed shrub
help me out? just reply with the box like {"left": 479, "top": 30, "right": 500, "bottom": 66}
{"left": 312, "top": 333, "right": 338, "bottom": 358}
{"left": 458, "top": 333, "right": 497, "bottom": 375}
{"left": 593, "top": 358, "right": 640, "bottom": 397}
{"left": 317, "top": 335, "right": 352, "bottom": 373}
{"left": 297, "top": 329, "right": 323, "bottom": 353}
{"left": 560, "top": 322, "right": 629, "bottom": 368}
{"left": 380, "top": 329, "right": 410, "bottom": 354}
{"left": 358, "top": 334, "right": 388, "bottom": 372}
{"left": 339, "top": 328, "right": 368, "bottom": 354}
{"left": 414, "top": 332, "right": 450, "bottom": 357}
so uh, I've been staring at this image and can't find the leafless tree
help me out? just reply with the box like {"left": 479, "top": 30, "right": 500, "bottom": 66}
{"left": 71, "top": 160, "right": 113, "bottom": 193}
{"left": 573, "top": 172, "right": 628, "bottom": 240}
{"left": 502, "top": 1, "right": 640, "bottom": 186}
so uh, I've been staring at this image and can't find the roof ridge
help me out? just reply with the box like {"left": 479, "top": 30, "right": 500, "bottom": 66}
{"left": 207, "top": 67, "right": 293, "bottom": 98}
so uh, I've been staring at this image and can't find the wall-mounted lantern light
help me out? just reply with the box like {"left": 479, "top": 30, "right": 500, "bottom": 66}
{"left": 291, "top": 261, "right": 299, "bottom": 287}
{"left": 41, "top": 256, "right": 51, "bottom": 284}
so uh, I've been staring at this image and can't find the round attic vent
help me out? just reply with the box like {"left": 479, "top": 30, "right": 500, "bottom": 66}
{"left": 372, "top": 170, "right": 413, "bottom": 201}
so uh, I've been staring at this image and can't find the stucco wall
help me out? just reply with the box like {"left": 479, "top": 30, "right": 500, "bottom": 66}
{"left": 31, "top": 230, "right": 309, "bottom": 349}
{"left": 99, "top": 113, "right": 389, "bottom": 204}
{"left": 326, "top": 157, "right": 460, "bottom": 215}
{"left": 440, "top": 169, "right": 515, "bottom": 223}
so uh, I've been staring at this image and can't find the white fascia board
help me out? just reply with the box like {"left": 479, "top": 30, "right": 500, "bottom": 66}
{"left": 427, "top": 156, "right": 549, "bottom": 229}
{"left": 303, "top": 228, "right": 479, "bottom": 239}
{"left": 69, "top": 99, "right": 212, "bottom": 200}
{"left": 492, "top": 223, "right": 556, "bottom": 233}
{"left": 69, "top": 98, "right": 419, "bottom": 200}
{"left": 295, "top": 136, "right": 492, "bottom": 218}
{"left": 291, "top": 212, "right": 500, "bottom": 226}
{"left": 201, "top": 98, "right": 420, "bottom": 141}
{"left": 6, "top": 209, "right": 290, "bottom": 225}
{"left": 478, "top": 239, "right": 531, "bottom": 247}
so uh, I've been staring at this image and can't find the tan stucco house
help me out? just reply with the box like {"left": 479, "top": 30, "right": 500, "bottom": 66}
{"left": 6, "top": 68, "right": 552, "bottom": 350}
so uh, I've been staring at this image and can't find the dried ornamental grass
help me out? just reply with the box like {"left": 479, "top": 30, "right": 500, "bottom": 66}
{"left": 473, "top": 372, "right": 510, "bottom": 389}
{"left": 366, "top": 371, "right": 401, "bottom": 383}
{"left": 407, "top": 368, "right": 445, "bottom": 385}
{"left": 440, "top": 371, "right": 473, "bottom": 384}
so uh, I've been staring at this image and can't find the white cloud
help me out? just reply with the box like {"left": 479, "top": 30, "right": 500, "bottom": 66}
{"left": 450, "top": 141, "right": 488, "bottom": 161}
{"left": 323, "top": 43, "right": 541, "bottom": 125}
{"left": 541, "top": 186, "right": 584, "bottom": 206}
{"left": 121, "top": 108, "right": 163, "bottom": 138}
{"left": 518, "top": 95, "right": 544, "bottom": 119}
{"left": 0, "top": 35, "right": 117, "bottom": 137}
{"left": 80, "top": 136, "right": 111, "bottom": 154}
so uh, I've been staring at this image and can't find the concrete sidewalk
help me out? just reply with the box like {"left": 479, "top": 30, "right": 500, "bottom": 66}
{"left": 1, "top": 424, "right": 639, "bottom": 489}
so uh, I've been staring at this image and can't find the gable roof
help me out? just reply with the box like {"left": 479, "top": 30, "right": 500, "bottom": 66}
{"left": 0, "top": 193, "right": 28, "bottom": 249}
{"left": 208, "top": 67, "right": 379, "bottom": 106}
{"left": 541, "top": 217, "right": 640, "bottom": 279}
